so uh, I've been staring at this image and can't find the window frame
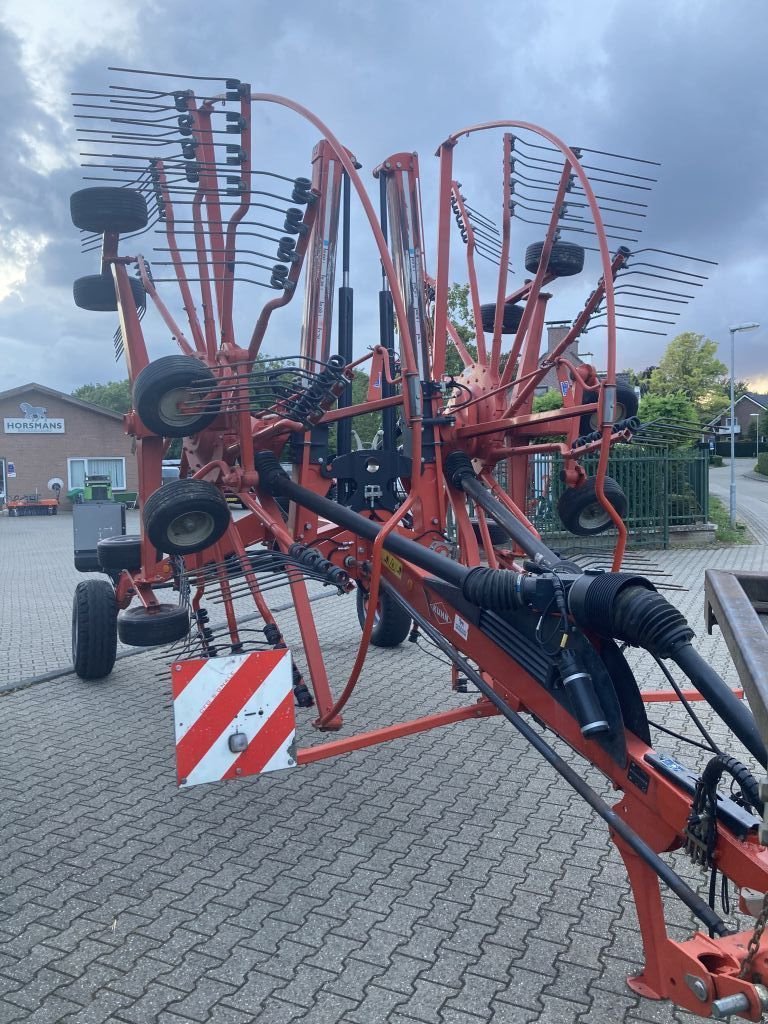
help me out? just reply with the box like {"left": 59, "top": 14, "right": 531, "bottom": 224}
{"left": 67, "top": 456, "right": 127, "bottom": 492}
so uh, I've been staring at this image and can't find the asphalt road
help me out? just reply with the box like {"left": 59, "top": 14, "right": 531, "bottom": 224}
{"left": 710, "top": 459, "right": 768, "bottom": 543}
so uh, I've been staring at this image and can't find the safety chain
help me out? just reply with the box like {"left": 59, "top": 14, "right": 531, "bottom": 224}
{"left": 739, "top": 892, "right": 768, "bottom": 980}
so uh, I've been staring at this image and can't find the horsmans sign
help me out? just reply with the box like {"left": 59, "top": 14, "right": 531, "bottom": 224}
{"left": 4, "top": 418, "right": 65, "bottom": 433}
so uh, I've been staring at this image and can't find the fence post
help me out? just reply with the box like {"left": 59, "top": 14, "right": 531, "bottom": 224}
{"left": 662, "top": 447, "right": 670, "bottom": 548}
{"left": 698, "top": 442, "right": 710, "bottom": 523}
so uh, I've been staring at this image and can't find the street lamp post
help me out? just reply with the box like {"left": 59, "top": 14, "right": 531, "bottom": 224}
{"left": 751, "top": 412, "right": 760, "bottom": 460}
{"left": 729, "top": 322, "right": 760, "bottom": 527}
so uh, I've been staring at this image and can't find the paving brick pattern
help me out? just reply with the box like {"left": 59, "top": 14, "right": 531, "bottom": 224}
{"left": 1, "top": 506, "right": 767, "bottom": 1023}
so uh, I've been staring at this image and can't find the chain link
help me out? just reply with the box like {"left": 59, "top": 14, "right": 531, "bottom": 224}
{"left": 739, "top": 892, "right": 768, "bottom": 980}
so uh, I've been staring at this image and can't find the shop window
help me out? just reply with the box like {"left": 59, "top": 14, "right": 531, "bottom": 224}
{"left": 68, "top": 457, "right": 126, "bottom": 491}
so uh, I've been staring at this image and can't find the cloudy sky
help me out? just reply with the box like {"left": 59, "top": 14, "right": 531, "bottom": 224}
{"left": 1, "top": 0, "right": 767, "bottom": 396}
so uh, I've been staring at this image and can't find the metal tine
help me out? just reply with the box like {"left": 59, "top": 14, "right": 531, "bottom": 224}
{"left": 514, "top": 160, "right": 653, "bottom": 194}
{"left": 511, "top": 151, "right": 655, "bottom": 193}
{"left": 612, "top": 280, "right": 697, "bottom": 301}
{"left": 512, "top": 215, "right": 637, "bottom": 245}
{"left": 464, "top": 204, "right": 499, "bottom": 232}
{"left": 511, "top": 169, "right": 649, "bottom": 210}
{"left": 73, "top": 101, "right": 173, "bottom": 115}
{"left": 473, "top": 245, "right": 514, "bottom": 272}
{"left": 145, "top": 179, "right": 296, "bottom": 203}
{"left": 517, "top": 135, "right": 662, "bottom": 166}
{"left": 560, "top": 212, "right": 642, "bottom": 238}
{"left": 74, "top": 111, "right": 180, "bottom": 126}
{"left": 82, "top": 217, "right": 161, "bottom": 252}
{"left": 77, "top": 124, "right": 179, "bottom": 141}
{"left": 511, "top": 181, "right": 646, "bottom": 221}
{"left": 582, "top": 312, "right": 668, "bottom": 335}
{"left": 623, "top": 259, "right": 710, "bottom": 281}
{"left": 591, "top": 298, "right": 678, "bottom": 324}
{"left": 572, "top": 143, "right": 661, "bottom": 167}
{"left": 614, "top": 290, "right": 689, "bottom": 308}
{"left": 513, "top": 135, "right": 659, "bottom": 182}
{"left": 72, "top": 89, "right": 170, "bottom": 101}
{"left": 629, "top": 246, "right": 718, "bottom": 267}
{"left": 471, "top": 224, "right": 507, "bottom": 249}
{"left": 108, "top": 65, "right": 238, "bottom": 82}
{"left": 148, "top": 272, "right": 281, "bottom": 289}
{"left": 509, "top": 196, "right": 642, "bottom": 237}
{"left": 613, "top": 309, "right": 678, "bottom": 325}
{"left": 154, "top": 255, "right": 281, "bottom": 276}
{"left": 618, "top": 268, "right": 704, "bottom": 288}
{"left": 108, "top": 85, "right": 176, "bottom": 99}
{"left": 614, "top": 302, "right": 681, "bottom": 319}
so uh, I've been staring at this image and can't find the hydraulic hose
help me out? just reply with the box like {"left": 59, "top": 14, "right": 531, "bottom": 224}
{"left": 381, "top": 578, "right": 729, "bottom": 938}
{"left": 257, "top": 453, "right": 550, "bottom": 611}
{"left": 443, "top": 450, "right": 558, "bottom": 567}
{"left": 569, "top": 571, "right": 767, "bottom": 768}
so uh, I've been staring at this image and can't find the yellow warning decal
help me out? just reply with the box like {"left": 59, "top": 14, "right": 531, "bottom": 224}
{"left": 382, "top": 551, "right": 403, "bottom": 577}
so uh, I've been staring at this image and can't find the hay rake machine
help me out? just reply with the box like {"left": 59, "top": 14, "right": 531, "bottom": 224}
{"left": 68, "top": 68, "right": 768, "bottom": 1019}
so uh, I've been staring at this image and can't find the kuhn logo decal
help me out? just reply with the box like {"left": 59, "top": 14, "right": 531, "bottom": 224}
{"left": 428, "top": 601, "right": 451, "bottom": 624}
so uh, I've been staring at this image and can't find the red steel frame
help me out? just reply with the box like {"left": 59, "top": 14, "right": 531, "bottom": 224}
{"left": 87, "top": 85, "right": 768, "bottom": 1019}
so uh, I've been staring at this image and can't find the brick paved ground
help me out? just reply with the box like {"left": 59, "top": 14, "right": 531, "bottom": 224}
{"left": 1, "top": 493, "right": 767, "bottom": 1024}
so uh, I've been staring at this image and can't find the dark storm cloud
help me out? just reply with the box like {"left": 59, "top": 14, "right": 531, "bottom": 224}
{"left": 1, "top": 0, "right": 767, "bottom": 390}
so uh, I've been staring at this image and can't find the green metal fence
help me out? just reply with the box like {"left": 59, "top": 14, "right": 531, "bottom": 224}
{"left": 525, "top": 443, "right": 710, "bottom": 550}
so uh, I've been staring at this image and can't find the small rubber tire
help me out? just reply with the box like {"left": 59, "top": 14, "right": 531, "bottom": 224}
{"left": 73, "top": 273, "right": 145, "bottom": 312}
{"left": 557, "top": 476, "right": 628, "bottom": 537}
{"left": 133, "top": 356, "right": 221, "bottom": 437}
{"left": 97, "top": 535, "right": 142, "bottom": 573}
{"left": 72, "top": 579, "right": 118, "bottom": 680}
{"left": 143, "top": 478, "right": 231, "bottom": 555}
{"left": 356, "top": 587, "right": 412, "bottom": 648}
{"left": 579, "top": 383, "right": 640, "bottom": 434}
{"left": 117, "top": 603, "right": 190, "bottom": 647}
{"left": 479, "top": 302, "right": 524, "bottom": 335}
{"left": 70, "top": 187, "right": 148, "bottom": 234}
{"left": 525, "top": 240, "right": 585, "bottom": 278}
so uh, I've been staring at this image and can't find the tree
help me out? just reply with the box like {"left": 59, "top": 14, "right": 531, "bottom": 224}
{"left": 348, "top": 369, "right": 380, "bottom": 446}
{"left": 638, "top": 391, "right": 699, "bottom": 447}
{"left": 72, "top": 380, "right": 132, "bottom": 414}
{"left": 532, "top": 390, "right": 563, "bottom": 413}
{"left": 648, "top": 332, "right": 727, "bottom": 408}
{"left": 444, "top": 283, "right": 477, "bottom": 376}
{"left": 622, "top": 366, "right": 657, "bottom": 396}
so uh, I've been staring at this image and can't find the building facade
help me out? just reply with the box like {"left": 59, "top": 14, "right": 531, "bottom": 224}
{"left": 708, "top": 392, "right": 768, "bottom": 439}
{"left": 0, "top": 384, "right": 138, "bottom": 509}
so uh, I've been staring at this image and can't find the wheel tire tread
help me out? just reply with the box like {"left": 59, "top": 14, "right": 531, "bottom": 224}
{"left": 133, "top": 356, "right": 220, "bottom": 437}
{"left": 524, "top": 240, "right": 585, "bottom": 278}
{"left": 557, "top": 476, "right": 627, "bottom": 537}
{"left": 70, "top": 187, "right": 148, "bottom": 234}
{"left": 73, "top": 273, "right": 145, "bottom": 312}
{"left": 117, "top": 604, "right": 190, "bottom": 647}
{"left": 72, "top": 580, "right": 117, "bottom": 680}
{"left": 143, "top": 478, "right": 231, "bottom": 555}
{"left": 355, "top": 588, "right": 412, "bottom": 648}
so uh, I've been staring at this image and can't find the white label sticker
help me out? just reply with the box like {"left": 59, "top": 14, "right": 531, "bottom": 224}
{"left": 453, "top": 614, "right": 469, "bottom": 640}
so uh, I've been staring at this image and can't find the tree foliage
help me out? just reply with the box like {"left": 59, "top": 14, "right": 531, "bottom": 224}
{"left": 445, "top": 283, "right": 478, "bottom": 376}
{"left": 532, "top": 390, "right": 563, "bottom": 412}
{"left": 72, "top": 379, "right": 132, "bottom": 414}
{"left": 348, "top": 369, "right": 381, "bottom": 446}
{"left": 638, "top": 391, "right": 699, "bottom": 427}
{"left": 648, "top": 332, "right": 726, "bottom": 406}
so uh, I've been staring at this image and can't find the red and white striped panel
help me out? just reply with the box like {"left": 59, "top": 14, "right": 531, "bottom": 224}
{"left": 171, "top": 651, "right": 296, "bottom": 788}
